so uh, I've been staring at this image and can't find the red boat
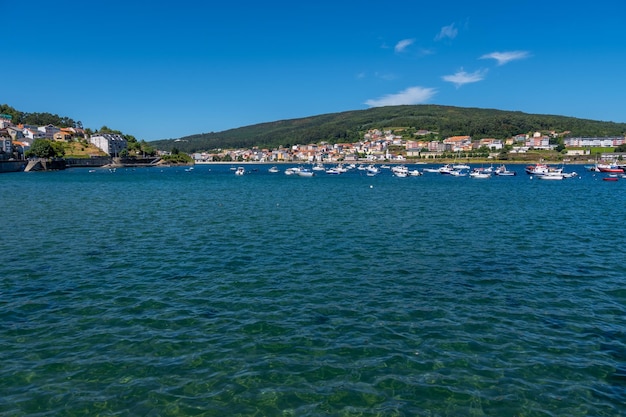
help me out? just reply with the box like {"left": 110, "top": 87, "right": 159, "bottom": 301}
{"left": 596, "top": 163, "right": 624, "bottom": 173}
{"left": 603, "top": 176, "right": 619, "bottom": 181}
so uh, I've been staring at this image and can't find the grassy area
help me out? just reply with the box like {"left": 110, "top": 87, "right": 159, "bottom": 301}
{"left": 62, "top": 141, "right": 108, "bottom": 158}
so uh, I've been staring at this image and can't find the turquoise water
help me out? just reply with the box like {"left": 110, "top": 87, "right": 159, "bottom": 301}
{"left": 1, "top": 164, "right": 625, "bottom": 416}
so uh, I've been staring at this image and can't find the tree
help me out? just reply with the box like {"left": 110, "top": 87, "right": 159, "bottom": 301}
{"left": 26, "top": 139, "right": 56, "bottom": 158}
{"left": 51, "top": 141, "right": 65, "bottom": 158}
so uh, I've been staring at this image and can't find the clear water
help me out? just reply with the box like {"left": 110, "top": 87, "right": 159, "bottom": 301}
{"left": 1, "top": 164, "right": 625, "bottom": 416}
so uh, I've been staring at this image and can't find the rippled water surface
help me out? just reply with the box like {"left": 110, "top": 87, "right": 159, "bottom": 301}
{"left": 1, "top": 164, "right": 625, "bottom": 416}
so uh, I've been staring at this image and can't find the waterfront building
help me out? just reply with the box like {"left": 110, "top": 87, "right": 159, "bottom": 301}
{"left": 90, "top": 133, "right": 128, "bottom": 156}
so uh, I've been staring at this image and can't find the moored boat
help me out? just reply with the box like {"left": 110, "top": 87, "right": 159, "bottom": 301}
{"left": 469, "top": 168, "right": 490, "bottom": 178}
{"left": 494, "top": 164, "right": 516, "bottom": 176}
{"left": 536, "top": 171, "right": 564, "bottom": 180}
{"left": 596, "top": 163, "right": 624, "bottom": 173}
{"left": 525, "top": 163, "right": 562, "bottom": 176}
{"left": 296, "top": 168, "right": 315, "bottom": 177}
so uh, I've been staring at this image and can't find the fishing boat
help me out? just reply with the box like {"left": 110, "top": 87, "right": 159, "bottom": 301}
{"left": 596, "top": 163, "right": 624, "bottom": 173}
{"left": 469, "top": 169, "right": 490, "bottom": 178}
{"left": 525, "top": 163, "right": 562, "bottom": 176}
{"left": 494, "top": 165, "right": 516, "bottom": 176}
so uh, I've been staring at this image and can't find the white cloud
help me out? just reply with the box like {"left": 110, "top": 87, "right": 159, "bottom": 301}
{"left": 394, "top": 38, "right": 415, "bottom": 53}
{"left": 442, "top": 69, "right": 487, "bottom": 88}
{"left": 365, "top": 86, "right": 437, "bottom": 107}
{"left": 480, "top": 51, "right": 530, "bottom": 65}
{"left": 435, "top": 23, "right": 458, "bottom": 41}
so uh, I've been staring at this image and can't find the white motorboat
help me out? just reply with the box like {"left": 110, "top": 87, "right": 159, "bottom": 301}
{"left": 268, "top": 166, "right": 280, "bottom": 173}
{"left": 366, "top": 165, "right": 380, "bottom": 176}
{"left": 536, "top": 172, "right": 564, "bottom": 180}
{"left": 448, "top": 169, "right": 467, "bottom": 177}
{"left": 234, "top": 167, "right": 245, "bottom": 175}
{"left": 392, "top": 165, "right": 409, "bottom": 176}
{"left": 494, "top": 165, "right": 516, "bottom": 176}
{"left": 296, "top": 168, "right": 315, "bottom": 177}
{"left": 469, "top": 169, "right": 490, "bottom": 178}
{"left": 284, "top": 167, "right": 301, "bottom": 175}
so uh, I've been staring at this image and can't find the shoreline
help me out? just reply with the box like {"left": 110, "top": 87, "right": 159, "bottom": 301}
{"left": 195, "top": 159, "right": 593, "bottom": 165}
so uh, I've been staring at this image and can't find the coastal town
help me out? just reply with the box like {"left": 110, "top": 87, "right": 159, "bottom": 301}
{"left": 2, "top": 112, "right": 626, "bottom": 172}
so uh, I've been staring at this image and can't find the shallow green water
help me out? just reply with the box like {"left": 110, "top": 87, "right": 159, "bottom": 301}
{"left": 1, "top": 164, "right": 625, "bottom": 416}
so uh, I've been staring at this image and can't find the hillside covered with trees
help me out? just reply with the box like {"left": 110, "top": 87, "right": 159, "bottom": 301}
{"left": 0, "top": 104, "right": 82, "bottom": 129}
{"left": 149, "top": 105, "right": 626, "bottom": 154}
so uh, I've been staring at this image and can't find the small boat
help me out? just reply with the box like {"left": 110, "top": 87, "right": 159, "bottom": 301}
{"left": 268, "top": 166, "right": 280, "bottom": 173}
{"left": 525, "top": 163, "right": 562, "bottom": 176}
{"left": 234, "top": 167, "right": 245, "bottom": 175}
{"left": 366, "top": 165, "right": 380, "bottom": 176}
{"left": 448, "top": 169, "right": 467, "bottom": 177}
{"left": 408, "top": 169, "right": 422, "bottom": 176}
{"left": 494, "top": 165, "right": 516, "bottom": 176}
{"left": 536, "top": 172, "right": 564, "bottom": 180}
{"left": 312, "top": 163, "right": 326, "bottom": 171}
{"left": 392, "top": 165, "right": 409, "bottom": 177}
{"left": 596, "top": 163, "right": 624, "bottom": 173}
{"left": 284, "top": 167, "right": 301, "bottom": 175}
{"left": 469, "top": 169, "right": 490, "bottom": 178}
{"left": 603, "top": 176, "right": 619, "bottom": 182}
{"left": 296, "top": 168, "right": 315, "bottom": 177}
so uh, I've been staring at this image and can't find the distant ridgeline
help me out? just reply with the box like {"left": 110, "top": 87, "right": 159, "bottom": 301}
{"left": 148, "top": 105, "right": 626, "bottom": 153}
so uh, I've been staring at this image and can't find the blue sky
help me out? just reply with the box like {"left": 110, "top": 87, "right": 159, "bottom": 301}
{"left": 4, "top": 1, "right": 625, "bottom": 141}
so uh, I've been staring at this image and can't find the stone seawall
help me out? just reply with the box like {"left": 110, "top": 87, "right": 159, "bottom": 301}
{"left": 65, "top": 157, "right": 111, "bottom": 167}
{"left": 0, "top": 160, "right": 27, "bottom": 173}
{"left": 24, "top": 159, "right": 67, "bottom": 172}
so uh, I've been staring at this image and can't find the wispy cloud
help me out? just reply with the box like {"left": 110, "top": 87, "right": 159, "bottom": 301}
{"left": 435, "top": 23, "right": 458, "bottom": 41}
{"left": 480, "top": 51, "right": 530, "bottom": 65}
{"left": 365, "top": 86, "right": 437, "bottom": 107}
{"left": 394, "top": 38, "right": 415, "bottom": 53}
{"left": 442, "top": 69, "right": 487, "bottom": 88}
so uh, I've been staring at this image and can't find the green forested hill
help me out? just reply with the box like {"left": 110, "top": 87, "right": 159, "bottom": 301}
{"left": 149, "top": 105, "right": 626, "bottom": 153}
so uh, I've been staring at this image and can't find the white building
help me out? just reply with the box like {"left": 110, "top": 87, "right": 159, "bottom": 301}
{"left": 90, "top": 134, "right": 128, "bottom": 156}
